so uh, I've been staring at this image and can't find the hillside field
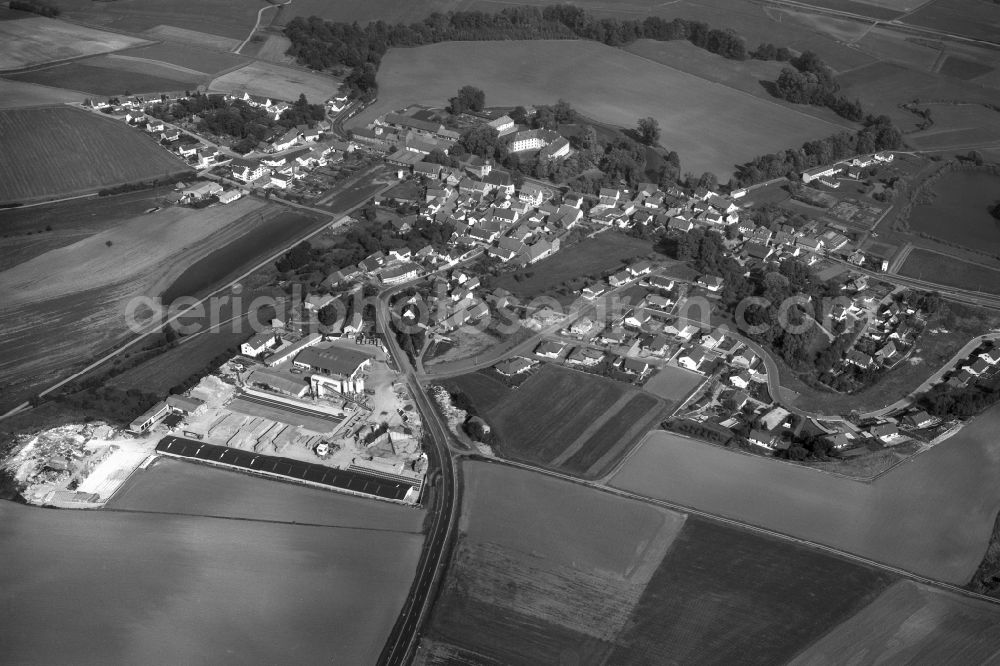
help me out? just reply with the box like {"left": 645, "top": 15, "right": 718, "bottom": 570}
{"left": 0, "top": 106, "right": 190, "bottom": 204}
{"left": 446, "top": 364, "right": 668, "bottom": 479}
{"left": 6, "top": 60, "right": 200, "bottom": 97}
{"left": 350, "top": 40, "right": 847, "bottom": 178}
{"left": 48, "top": 0, "right": 264, "bottom": 40}
{"left": 208, "top": 61, "right": 341, "bottom": 103}
{"left": 0, "top": 16, "right": 147, "bottom": 70}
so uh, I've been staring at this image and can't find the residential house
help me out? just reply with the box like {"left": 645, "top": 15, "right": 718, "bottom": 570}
{"left": 749, "top": 429, "right": 779, "bottom": 450}
{"left": 495, "top": 356, "right": 534, "bottom": 376}
{"left": 902, "top": 411, "right": 936, "bottom": 429}
{"left": 678, "top": 348, "right": 708, "bottom": 372}
{"left": 535, "top": 341, "right": 565, "bottom": 359}
{"left": 567, "top": 347, "right": 605, "bottom": 366}
{"left": 241, "top": 331, "right": 279, "bottom": 357}
{"left": 697, "top": 275, "right": 725, "bottom": 292}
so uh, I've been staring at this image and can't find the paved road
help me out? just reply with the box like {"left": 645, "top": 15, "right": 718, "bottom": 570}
{"left": 376, "top": 285, "right": 462, "bottom": 666}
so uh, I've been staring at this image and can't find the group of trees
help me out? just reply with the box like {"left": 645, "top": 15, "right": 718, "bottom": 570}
{"left": 146, "top": 92, "right": 325, "bottom": 154}
{"left": 919, "top": 374, "right": 1000, "bottom": 420}
{"left": 448, "top": 85, "right": 486, "bottom": 114}
{"left": 732, "top": 115, "right": 903, "bottom": 188}
{"left": 283, "top": 5, "right": 836, "bottom": 108}
{"left": 772, "top": 51, "right": 864, "bottom": 120}
{"left": 10, "top": 0, "right": 59, "bottom": 17}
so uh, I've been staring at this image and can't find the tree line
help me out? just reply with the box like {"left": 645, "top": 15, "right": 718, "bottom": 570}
{"left": 282, "top": 5, "right": 855, "bottom": 118}
{"left": 732, "top": 115, "right": 903, "bottom": 188}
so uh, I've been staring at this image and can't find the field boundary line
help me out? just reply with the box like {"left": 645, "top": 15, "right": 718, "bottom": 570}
{"left": 473, "top": 454, "right": 1000, "bottom": 607}
{"left": 585, "top": 399, "right": 671, "bottom": 478}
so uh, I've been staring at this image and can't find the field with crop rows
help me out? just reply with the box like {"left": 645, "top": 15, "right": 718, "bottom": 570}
{"left": 0, "top": 106, "right": 189, "bottom": 203}
{"left": 447, "top": 364, "right": 667, "bottom": 478}
{"left": 208, "top": 61, "right": 341, "bottom": 103}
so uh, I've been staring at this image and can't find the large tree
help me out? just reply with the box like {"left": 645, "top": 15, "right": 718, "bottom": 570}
{"left": 449, "top": 85, "right": 486, "bottom": 114}
{"left": 637, "top": 116, "right": 660, "bottom": 145}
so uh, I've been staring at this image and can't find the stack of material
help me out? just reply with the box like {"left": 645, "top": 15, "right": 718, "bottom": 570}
{"left": 272, "top": 426, "right": 298, "bottom": 453}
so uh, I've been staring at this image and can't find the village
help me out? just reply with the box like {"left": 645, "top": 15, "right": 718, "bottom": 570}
{"left": 49, "top": 92, "right": 998, "bottom": 480}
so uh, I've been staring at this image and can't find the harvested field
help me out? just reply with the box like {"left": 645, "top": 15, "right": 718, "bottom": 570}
{"left": 118, "top": 41, "right": 248, "bottom": 75}
{"left": 141, "top": 25, "right": 240, "bottom": 51}
{"left": 2, "top": 478, "right": 421, "bottom": 664}
{"left": 494, "top": 232, "right": 655, "bottom": 300}
{"left": 0, "top": 106, "right": 190, "bottom": 204}
{"left": 790, "top": 580, "right": 1000, "bottom": 664}
{"left": 425, "top": 460, "right": 685, "bottom": 664}
{"left": 7, "top": 60, "right": 200, "bottom": 96}
{"left": 466, "top": 364, "right": 666, "bottom": 478}
{"left": 854, "top": 27, "right": 941, "bottom": 71}
{"left": 0, "top": 78, "right": 86, "bottom": 109}
{"left": 51, "top": 0, "right": 263, "bottom": 41}
{"left": 642, "top": 365, "right": 704, "bottom": 401}
{"left": 0, "top": 17, "right": 147, "bottom": 70}
{"left": 209, "top": 61, "right": 340, "bottom": 103}
{"left": 611, "top": 410, "right": 1000, "bottom": 584}
{"left": 0, "top": 188, "right": 167, "bottom": 270}
{"left": 351, "top": 40, "right": 847, "bottom": 178}
{"left": 899, "top": 249, "right": 1000, "bottom": 294}
{"left": 609, "top": 516, "right": 895, "bottom": 664}
{"left": 0, "top": 199, "right": 272, "bottom": 411}
{"left": 248, "top": 34, "right": 297, "bottom": 65}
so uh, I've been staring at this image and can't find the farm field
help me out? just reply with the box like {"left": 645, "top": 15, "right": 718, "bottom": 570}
{"left": 607, "top": 516, "right": 894, "bottom": 664}
{"left": 906, "top": 168, "right": 1000, "bottom": 254}
{"left": 898, "top": 248, "right": 1000, "bottom": 294}
{"left": 901, "top": 0, "right": 1000, "bottom": 43}
{"left": 611, "top": 411, "right": 1000, "bottom": 584}
{"left": 790, "top": 579, "right": 1000, "bottom": 663}
{"left": 494, "top": 232, "right": 655, "bottom": 300}
{"left": 7, "top": 59, "right": 200, "bottom": 96}
{"left": 208, "top": 61, "right": 341, "bottom": 103}
{"left": 0, "top": 78, "right": 86, "bottom": 109}
{"left": 423, "top": 460, "right": 905, "bottom": 664}
{"left": 421, "top": 460, "right": 686, "bottom": 664}
{"left": 2, "top": 470, "right": 422, "bottom": 664}
{"left": 0, "top": 198, "right": 273, "bottom": 412}
{"left": 0, "top": 16, "right": 147, "bottom": 70}
{"left": 642, "top": 365, "right": 705, "bottom": 401}
{"left": 0, "top": 188, "right": 167, "bottom": 270}
{"left": 49, "top": 0, "right": 264, "bottom": 41}
{"left": 0, "top": 106, "right": 190, "bottom": 204}
{"left": 117, "top": 41, "right": 249, "bottom": 75}
{"left": 449, "top": 364, "right": 667, "bottom": 478}
{"left": 351, "top": 40, "right": 847, "bottom": 178}
{"left": 907, "top": 104, "right": 1000, "bottom": 151}
{"left": 838, "top": 61, "right": 1000, "bottom": 132}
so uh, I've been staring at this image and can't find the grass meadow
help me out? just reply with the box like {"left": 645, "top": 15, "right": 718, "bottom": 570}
{"left": 351, "top": 40, "right": 847, "bottom": 178}
{"left": 0, "top": 106, "right": 190, "bottom": 203}
{"left": 495, "top": 232, "right": 655, "bottom": 301}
